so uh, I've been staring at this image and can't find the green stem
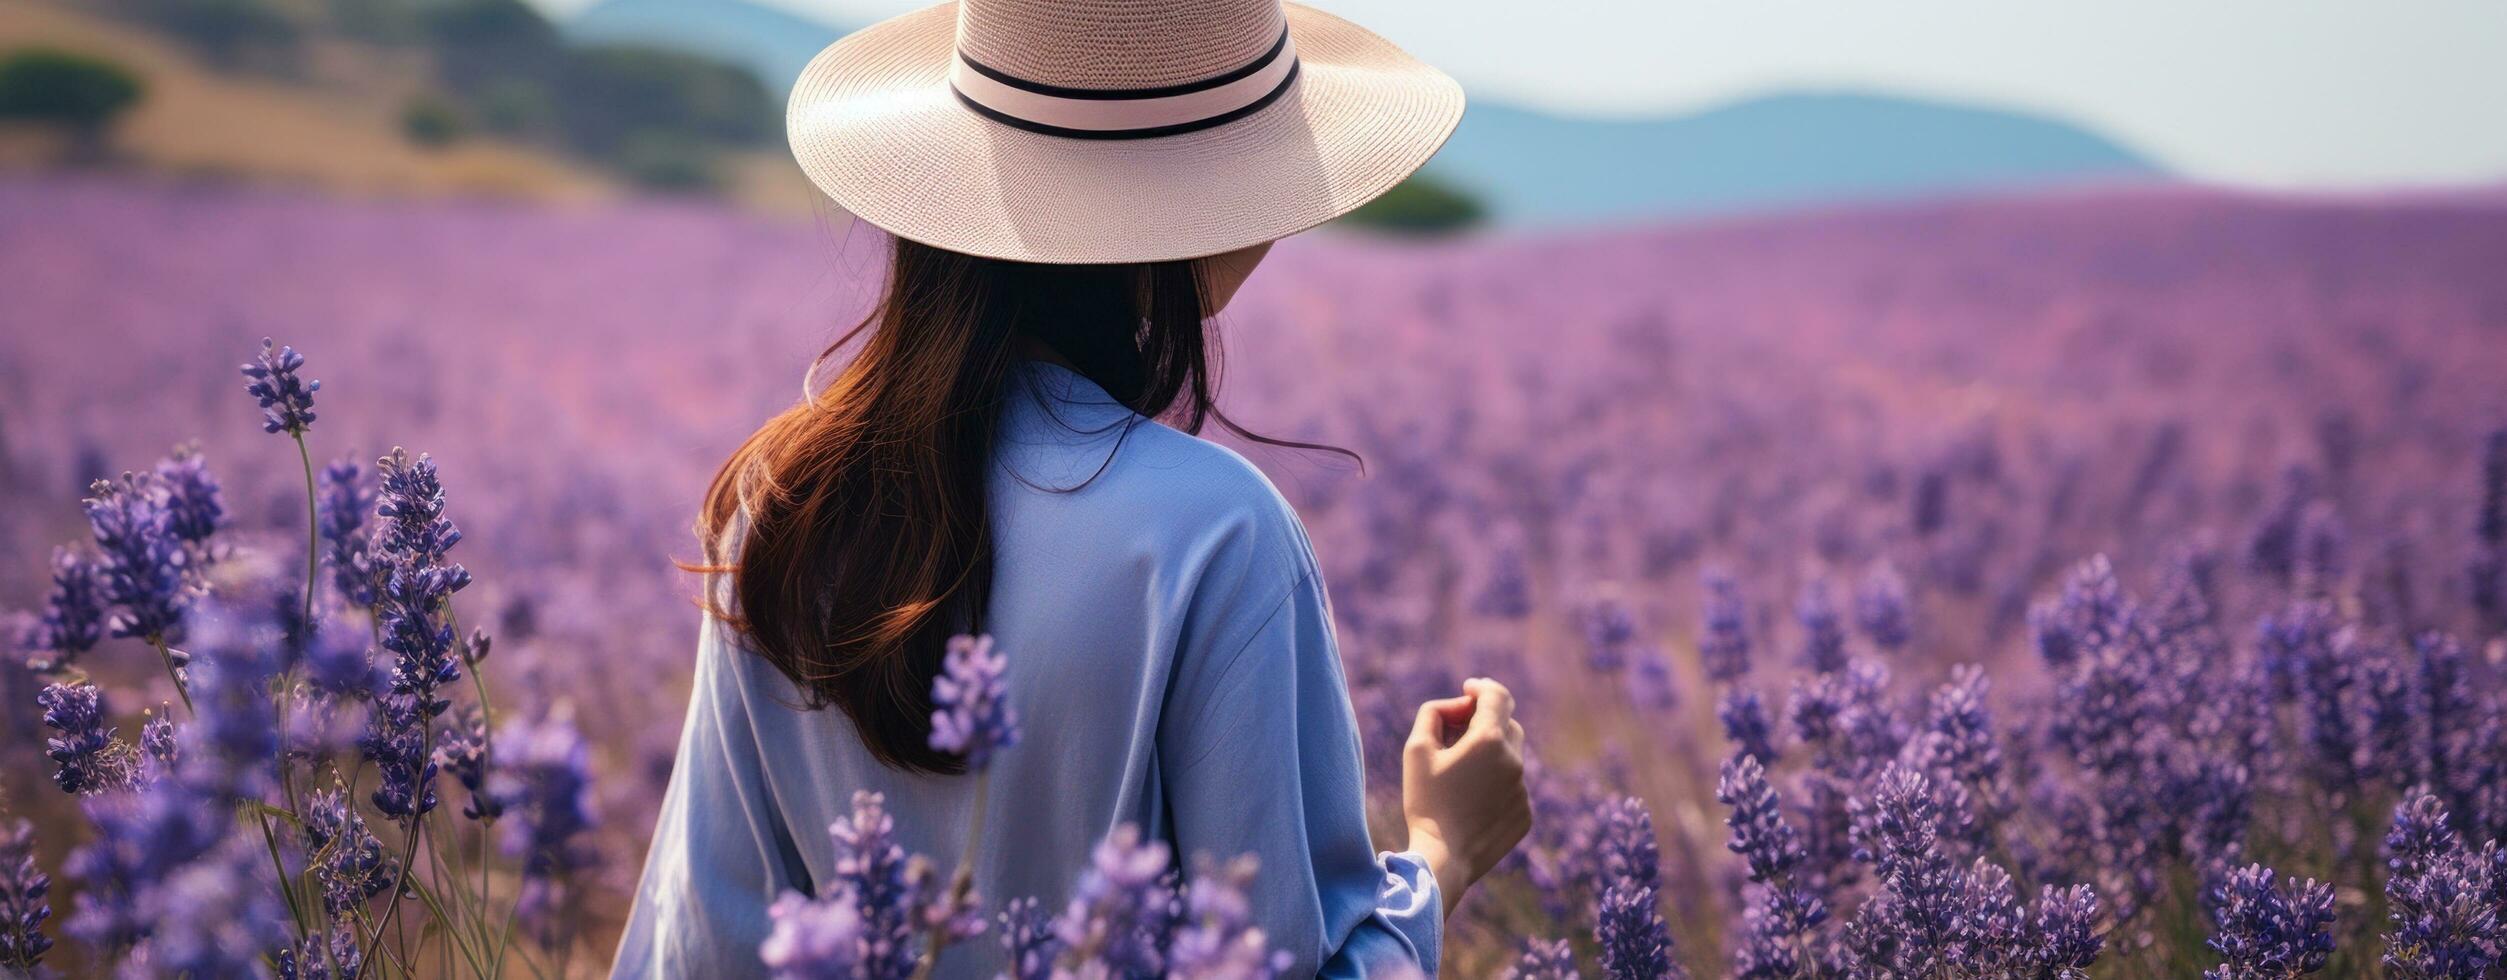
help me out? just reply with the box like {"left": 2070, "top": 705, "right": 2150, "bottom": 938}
{"left": 353, "top": 745, "right": 428, "bottom": 980}
{"left": 294, "top": 431, "right": 319, "bottom": 630}
{"left": 255, "top": 805, "right": 310, "bottom": 936}
{"left": 149, "top": 636, "right": 195, "bottom": 715}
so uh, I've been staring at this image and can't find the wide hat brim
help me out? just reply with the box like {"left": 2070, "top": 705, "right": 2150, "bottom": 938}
{"left": 787, "top": 1, "right": 1465, "bottom": 264}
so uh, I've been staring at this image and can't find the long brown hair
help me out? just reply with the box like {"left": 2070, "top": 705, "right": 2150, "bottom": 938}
{"left": 697, "top": 237, "right": 1339, "bottom": 773}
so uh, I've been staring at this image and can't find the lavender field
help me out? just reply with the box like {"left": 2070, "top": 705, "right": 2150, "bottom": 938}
{"left": 5, "top": 175, "right": 2507, "bottom": 977}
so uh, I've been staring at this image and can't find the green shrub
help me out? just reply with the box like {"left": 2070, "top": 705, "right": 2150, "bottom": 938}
{"left": 612, "top": 130, "right": 716, "bottom": 192}
{"left": 1340, "top": 172, "right": 1488, "bottom": 236}
{"left": 401, "top": 94, "right": 466, "bottom": 147}
{"left": 0, "top": 48, "right": 145, "bottom": 161}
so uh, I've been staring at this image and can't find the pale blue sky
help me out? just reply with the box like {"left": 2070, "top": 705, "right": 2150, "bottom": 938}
{"left": 537, "top": 0, "right": 2507, "bottom": 188}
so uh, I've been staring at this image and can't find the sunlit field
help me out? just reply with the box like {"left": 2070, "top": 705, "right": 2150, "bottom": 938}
{"left": 4, "top": 176, "right": 2506, "bottom": 976}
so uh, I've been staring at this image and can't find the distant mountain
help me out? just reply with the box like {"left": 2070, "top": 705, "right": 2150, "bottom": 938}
{"left": 1432, "top": 94, "right": 2164, "bottom": 226}
{"left": 561, "top": 0, "right": 853, "bottom": 101}
{"left": 560, "top": 0, "right": 2165, "bottom": 226}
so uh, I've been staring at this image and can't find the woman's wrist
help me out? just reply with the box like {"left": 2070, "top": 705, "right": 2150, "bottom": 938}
{"left": 1405, "top": 823, "right": 1471, "bottom": 917}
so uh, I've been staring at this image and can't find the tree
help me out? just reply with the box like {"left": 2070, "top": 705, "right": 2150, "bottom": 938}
{"left": 1339, "top": 172, "right": 1488, "bottom": 236}
{"left": 0, "top": 48, "right": 146, "bottom": 164}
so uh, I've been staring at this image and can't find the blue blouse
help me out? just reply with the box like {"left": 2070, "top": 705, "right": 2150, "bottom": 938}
{"left": 610, "top": 362, "right": 1441, "bottom": 978}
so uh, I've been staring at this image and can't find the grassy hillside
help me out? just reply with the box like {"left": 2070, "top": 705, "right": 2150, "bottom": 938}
{"left": 0, "top": 0, "right": 620, "bottom": 199}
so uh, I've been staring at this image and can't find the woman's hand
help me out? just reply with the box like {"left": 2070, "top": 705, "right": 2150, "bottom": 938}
{"left": 1401, "top": 676, "right": 1532, "bottom": 916}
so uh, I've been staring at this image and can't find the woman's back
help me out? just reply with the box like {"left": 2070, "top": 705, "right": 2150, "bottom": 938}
{"left": 614, "top": 361, "right": 1442, "bottom": 977}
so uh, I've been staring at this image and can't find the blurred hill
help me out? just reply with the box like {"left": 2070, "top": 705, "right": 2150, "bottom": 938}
{"left": 0, "top": 0, "right": 612, "bottom": 198}
{"left": 1435, "top": 93, "right": 2163, "bottom": 226}
{"left": 562, "top": 0, "right": 853, "bottom": 107}
{"left": 556, "top": 0, "right": 2165, "bottom": 227}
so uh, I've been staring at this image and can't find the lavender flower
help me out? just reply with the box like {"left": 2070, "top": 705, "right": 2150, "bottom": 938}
{"left": 1505, "top": 937, "right": 1578, "bottom": 979}
{"left": 302, "top": 788, "right": 396, "bottom": 916}
{"left": 1795, "top": 577, "right": 1847, "bottom": 674}
{"left": 762, "top": 891, "right": 866, "bottom": 979}
{"left": 84, "top": 473, "right": 192, "bottom": 644}
{"left": 1476, "top": 548, "right": 1534, "bottom": 621}
{"left": 1582, "top": 599, "right": 1639, "bottom": 673}
{"left": 2381, "top": 791, "right": 2501, "bottom": 979}
{"left": 1629, "top": 645, "right": 1679, "bottom": 712}
{"left": 1925, "top": 664, "right": 2004, "bottom": 809}
{"left": 929, "top": 633, "right": 1018, "bottom": 770}
{"left": 1167, "top": 854, "right": 1291, "bottom": 979}
{"left": 25, "top": 547, "right": 106, "bottom": 671}
{"left": 1718, "top": 755, "right": 1827, "bottom": 976}
{"left": 1593, "top": 796, "right": 1684, "bottom": 979}
{"left": 2026, "top": 885, "right": 2104, "bottom": 979}
{"left": 2205, "top": 864, "right": 2335, "bottom": 979}
{"left": 997, "top": 896, "right": 1064, "bottom": 980}
{"left": 1698, "top": 568, "right": 1753, "bottom": 683}
{"left": 1855, "top": 562, "right": 1912, "bottom": 653}
{"left": 180, "top": 603, "right": 285, "bottom": 798}
{"left": 152, "top": 443, "right": 226, "bottom": 552}
{"left": 39, "top": 681, "right": 121, "bottom": 794}
{"left": 1718, "top": 687, "right": 1780, "bottom": 765}
{"left": 1846, "top": 764, "right": 1967, "bottom": 976}
{"left": 317, "top": 453, "right": 377, "bottom": 608}
{"left": 830, "top": 790, "right": 927, "bottom": 978}
{"left": 0, "top": 818, "right": 50, "bottom": 972}
{"left": 1055, "top": 824, "right": 1182, "bottom": 976}
{"left": 361, "top": 692, "right": 438, "bottom": 820}
{"left": 240, "top": 337, "right": 319, "bottom": 435}
{"left": 139, "top": 703, "right": 176, "bottom": 772}
{"left": 63, "top": 776, "right": 228, "bottom": 952}
{"left": 141, "top": 835, "right": 293, "bottom": 979}
{"left": 494, "top": 712, "right": 599, "bottom": 948}
{"left": 435, "top": 705, "right": 501, "bottom": 821}
{"left": 278, "top": 921, "right": 363, "bottom": 980}
{"left": 1718, "top": 755, "right": 1805, "bottom": 884}
{"left": 372, "top": 448, "right": 469, "bottom": 718}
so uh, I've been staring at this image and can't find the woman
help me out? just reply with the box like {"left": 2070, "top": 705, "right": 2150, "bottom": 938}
{"left": 612, "top": 0, "right": 1530, "bottom": 975}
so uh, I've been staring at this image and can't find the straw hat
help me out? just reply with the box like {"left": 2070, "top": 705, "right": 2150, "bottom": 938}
{"left": 786, "top": 0, "right": 1465, "bottom": 264}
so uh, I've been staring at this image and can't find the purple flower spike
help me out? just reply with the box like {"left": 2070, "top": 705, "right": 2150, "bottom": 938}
{"left": 303, "top": 788, "right": 396, "bottom": 916}
{"left": 85, "top": 473, "right": 193, "bottom": 645}
{"left": 1582, "top": 599, "right": 1639, "bottom": 674}
{"left": 830, "top": 790, "right": 924, "bottom": 978}
{"left": 997, "top": 896, "right": 1064, "bottom": 980}
{"left": 2381, "top": 791, "right": 2500, "bottom": 979}
{"left": 1475, "top": 548, "right": 1534, "bottom": 621}
{"left": 1795, "top": 577, "right": 1847, "bottom": 674}
{"left": 1717, "top": 755, "right": 1805, "bottom": 884}
{"left": 2205, "top": 863, "right": 2336, "bottom": 979}
{"left": 26, "top": 546, "right": 108, "bottom": 671}
{"left": 240, "top": 337, "right": 320, "bottom": 435}
{"left": 435, "top": 706, "right": 502, "bottom": 822}
{"left": 1055, "top": 824, "right": 1181, "bottom": 976}
{"left": 1168, "top": 854, "right": 1291, "bottom": 979}
{"left": 0, "top": 818, "right": 51, "bottom": 972}
{"left": 38, "top": 681, "right": 121, "bottom": 795}
{"left": 493, "top": 712, "right": 599, "bottom": 948}
{"left": 1855, "top": 562, "right": 1912, "bottom": 653}
{"left": 761, "top": 891, "right": 865, "bottom": 979}
{"left": 153, "top": 443, "right": 226, "bottom": 551}
{"left": 317, "top": 453, "right": 378, "bottom": 609}
{"left": 1505, "top": 937, "right": 1578, "bottom": 979}
{"left": 1698, "top": 567, "right": 1753, "bottom": 684}
{"left": 1717, "top": 687, "right": 1780, "bottom": 766}
{"left": 2027, "top": 884, "right": 2104, "bottom": 979}
{"left": 1592, "top": 796, "right": 1685, "bottom": 979}
{"left": 929, "top": 633, "right": 1019, "bottom": 770}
